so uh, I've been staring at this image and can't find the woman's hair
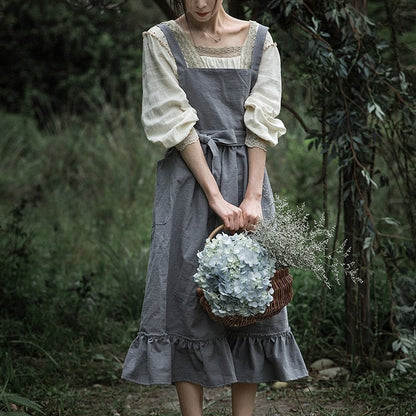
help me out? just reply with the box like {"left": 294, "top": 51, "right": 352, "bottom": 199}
{"left": 170, "top": 0, "right": 186, "bottom": 16}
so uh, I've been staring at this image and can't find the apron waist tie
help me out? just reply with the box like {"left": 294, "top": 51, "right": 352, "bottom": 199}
{"left": 197, "top": 129, "right": 246, "bottom": 183}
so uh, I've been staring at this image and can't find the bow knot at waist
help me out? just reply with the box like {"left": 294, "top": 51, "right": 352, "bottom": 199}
{"left": 197, "top": 129, "right": 246, "bottom": 158}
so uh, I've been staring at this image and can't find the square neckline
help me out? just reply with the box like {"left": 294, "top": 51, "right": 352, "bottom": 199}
{"left": 161, "top": 20, "right": 261, "bottom": 70}
{"left": 170, "top": 20, "right": 256, "bottom": 55}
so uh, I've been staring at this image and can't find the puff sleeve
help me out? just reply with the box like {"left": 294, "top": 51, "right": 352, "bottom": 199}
{"left": 141, "top": 28, "right": 199, "bottom": 149}
{"left": 244, "top": 33, "right": 287, "bottom": 149}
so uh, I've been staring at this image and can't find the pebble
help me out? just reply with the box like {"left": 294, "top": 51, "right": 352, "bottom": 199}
{"left": 310, "top": 358, "right": 336, "bottom": 371}
{"left": 318, "top": 366, "right": 350, "bottom": 379}
{"left": 272, "top": 381, "right": 289, "bottom": 390}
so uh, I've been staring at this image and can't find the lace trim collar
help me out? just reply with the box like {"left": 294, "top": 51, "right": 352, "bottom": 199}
{"left": 164, "top": 20, "right": 258, "bottom": 68}
{"left": 195, "top": 45, "right": 242, "bottom": 58}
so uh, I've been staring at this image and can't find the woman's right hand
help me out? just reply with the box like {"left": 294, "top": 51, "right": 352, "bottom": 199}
{"left": 208, "top": 193, "right": 244, "bottom": 232}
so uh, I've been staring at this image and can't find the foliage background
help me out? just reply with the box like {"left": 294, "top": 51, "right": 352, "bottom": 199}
{"left": 0, "top": 0, "right": 415, "bottom": 414}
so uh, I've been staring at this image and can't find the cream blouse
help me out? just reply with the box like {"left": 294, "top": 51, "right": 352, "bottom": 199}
{"left": 141, "top": 20, "right": 286, "bottom": 151}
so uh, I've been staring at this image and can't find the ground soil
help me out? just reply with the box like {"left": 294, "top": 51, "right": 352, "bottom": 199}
{"left": 41, "top": 345, "right": 395, "bottom": 415}
{"left": 73, "top": 378, "right": 368, "bottom": 416}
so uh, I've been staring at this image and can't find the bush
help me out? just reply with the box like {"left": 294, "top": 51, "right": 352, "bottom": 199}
{"left": 0, "top": 108, "right": 159, "bottom": 365}
{"left": 0, "top": 0, "right": 157, "bottom": 121}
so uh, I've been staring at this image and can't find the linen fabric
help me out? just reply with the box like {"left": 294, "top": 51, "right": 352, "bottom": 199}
{"left": 122, "top": 20, "right": 308, "bottom": 388}
{"left": 140, "top": 21, "right": 287, "bottom": 151}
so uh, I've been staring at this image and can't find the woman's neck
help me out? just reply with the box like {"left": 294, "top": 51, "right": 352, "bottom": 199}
{"left": 185, "top": 7, "right": 227, "bottom": 34}
{"left": 175, "top": 8, "right": 249, "bottom": 48}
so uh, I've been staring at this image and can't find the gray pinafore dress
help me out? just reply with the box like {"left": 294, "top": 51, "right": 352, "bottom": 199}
{"left": 122, "top": 22, "right": 308, "bottom": 387}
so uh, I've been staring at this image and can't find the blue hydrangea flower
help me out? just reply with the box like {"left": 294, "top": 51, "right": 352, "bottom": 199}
{"left": 194, "top": 232, "right": 276, "bottom": 317}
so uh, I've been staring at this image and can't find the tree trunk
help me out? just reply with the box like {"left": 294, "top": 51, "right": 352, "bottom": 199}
{"left": 351, "top": 0, "right": 367, "bottom": 13}
{"left": 342, "top": 0, "right": 371, "bottom": 364}
{"left": 343, "top": 169, "right": 371, "bottom": 360}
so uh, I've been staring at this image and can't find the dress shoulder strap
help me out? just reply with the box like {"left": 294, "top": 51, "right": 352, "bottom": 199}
{"left": 250, "top": 24, "right": 269, "bottom": 75}
{"left": 158, "top": 23, "right": 187, "bottom": 72}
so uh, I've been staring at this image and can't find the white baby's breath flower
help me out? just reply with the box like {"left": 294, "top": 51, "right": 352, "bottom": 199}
{"left": 251, "top": 196, "right": 358, "bottom": 287}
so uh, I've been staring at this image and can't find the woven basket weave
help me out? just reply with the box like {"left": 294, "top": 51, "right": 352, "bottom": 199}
{"left": 196, "top": 225, "right": 294, "bottom": 327}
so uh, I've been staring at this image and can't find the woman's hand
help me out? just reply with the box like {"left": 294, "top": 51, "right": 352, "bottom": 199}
{"left": 179, "top": 141, "right": 266, "bottom": 232}
{"left": 209, "top": 193, "right": 243, "bottom": 232}
{"left": 240, "top": 196, "right": 262, "bottom": 230}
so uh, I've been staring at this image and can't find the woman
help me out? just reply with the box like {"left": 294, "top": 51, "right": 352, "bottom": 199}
{"left": 122, "top": 1, "right": 308, "bottom": 415}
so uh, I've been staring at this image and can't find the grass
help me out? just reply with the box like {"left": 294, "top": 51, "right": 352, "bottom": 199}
{"left": 0, "top": 107, "right": 159, "bottom": 413}
{"left": 0, "top": 108, "right": 414, "bottom": 415}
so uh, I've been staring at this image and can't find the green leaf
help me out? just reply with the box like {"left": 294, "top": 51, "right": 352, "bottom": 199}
{"left": 363, "top": 237, "right": 373, "bottom": 250}
{"left": 381, "top": 217, "right": 400, "bottom": 227}
{"left": 312, "top": 16, "right": 319, "bottom": 31}
{"left": 361, "top": 169, "right": 378, "bottom": 189}
{"left": 2, "top": 393, "right": 44, "bottom": 414}
{"left": 3, "top": 413, "right": 32, "bottom": 416}
{"left": 367, "top": 102, "right": 385, "bottom": 121}
{"left": 284, "top": 3, "right": 292, "bottom": 17}
{"left": 392, "top": 339, "right": 401, "bottom": 352}
{"left": 93, "top": 353, "right": 106, "bottom": 361}
{"left": 352, "top": 136, "right": 363, "bottom": 144}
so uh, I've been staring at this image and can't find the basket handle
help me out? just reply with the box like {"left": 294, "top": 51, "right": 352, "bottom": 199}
{"left": 208, "top": 224, "right": 225, "bottom": 240}
{"left": 208, "top": 224, "right": 253, "bottom": 240}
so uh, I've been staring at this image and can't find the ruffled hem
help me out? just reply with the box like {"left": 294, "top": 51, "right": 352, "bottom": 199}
{"left": 121, "top": 330, "right": 308, "bottom": 388}
{"left": 228, "top": 330, "right": 309, "bottom": 383}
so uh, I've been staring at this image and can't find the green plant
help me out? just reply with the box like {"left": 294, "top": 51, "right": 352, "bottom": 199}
{"left": 0, "top": 385, "right": 44, "bottom": 415}
{"left": 0, "top": 197, "right": 39, "bottom": 320}
{"left": 390, "top": 274, "right": 416, "bottom": 377}
{"left": 0, "top": 0, "right": 147, "bottom": 120}
{"left": 0, "top": 108, "right": 159, "bottom": 399}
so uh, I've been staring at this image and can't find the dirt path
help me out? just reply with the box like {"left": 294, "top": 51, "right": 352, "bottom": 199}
{"left": 122, "top": 384, "right": 366, "bottom": 416}
{"left": 70, "top": 347, "right": 370, "bottom": 415}
{"left": 77, "top": 380, "right": 367, "bottom": 416}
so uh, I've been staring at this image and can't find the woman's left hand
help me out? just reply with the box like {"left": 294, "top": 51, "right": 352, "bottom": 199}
{"left": 240, "top": 197, "right": 262, "bottom": 230}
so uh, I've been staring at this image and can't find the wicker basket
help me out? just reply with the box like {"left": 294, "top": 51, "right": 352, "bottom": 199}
{"left": 196, "top": 225, "right": 294, "bottom": 327}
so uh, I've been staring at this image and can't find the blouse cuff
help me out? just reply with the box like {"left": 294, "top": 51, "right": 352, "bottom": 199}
{"left": 245, "top": 130, "right": 269, "bottom": 152}
{"left": 176, "top": 128, "right": 199, "bottom": 152}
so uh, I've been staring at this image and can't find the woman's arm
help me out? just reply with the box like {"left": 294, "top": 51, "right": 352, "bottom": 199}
{"left": 142, "top": 28, "right": 243, "bottom": 230}
{"left": 180, "top": 141, "right": 244, "bottom": 231}
{"left": 243, "top": 35, "right": 286, "bottom": 147}
{"left": 239, "top": 147, "right": 266, "bottom": 227}
{"left": 141, "top": 28, "right": 198, "bottom": 148}
{"left": 241, "top": 31, "right": 286, "bottom": 226}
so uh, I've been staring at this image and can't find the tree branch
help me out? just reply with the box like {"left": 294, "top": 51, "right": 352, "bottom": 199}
{"left": 281, "top": 100, "right": 321, "bottom": 137}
